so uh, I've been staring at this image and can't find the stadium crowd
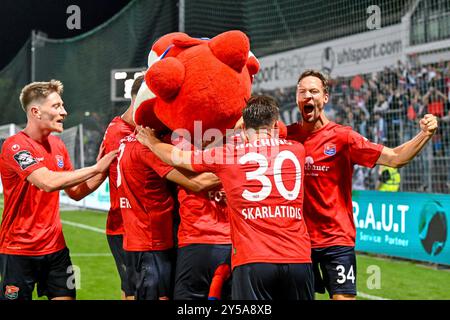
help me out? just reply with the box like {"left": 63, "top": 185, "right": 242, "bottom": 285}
{"left": 258, "top": 59, "right": 450, "bottom": 193}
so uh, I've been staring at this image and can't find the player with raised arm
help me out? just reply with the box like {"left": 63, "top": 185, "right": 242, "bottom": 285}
{"left": 287, "top": 70, "right": 438, "bottom": 300}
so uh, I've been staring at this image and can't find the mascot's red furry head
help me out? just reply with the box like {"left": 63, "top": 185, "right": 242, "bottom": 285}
{"left": 133, "top": 30, "right": 260, "bottom": 144}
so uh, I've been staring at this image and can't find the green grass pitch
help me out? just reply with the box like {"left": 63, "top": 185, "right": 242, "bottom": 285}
{"left": 0, "top": 195, "right": 449, "bottom": 300}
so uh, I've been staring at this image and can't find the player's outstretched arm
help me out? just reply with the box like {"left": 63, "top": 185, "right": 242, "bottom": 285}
{"left": 166, "top": 169, "right": 221, "bottom": 193}
{"left": 27, "top": 150, "right": 118, "bottom": 197}
{"left": 136, "top": 126, "right": 195, "bottom": 172}
{"left": 64, "top": 149, "right": 119, "bottom": 201}
{"left": 376, "top": 114, "right": 438, "bottom": 168}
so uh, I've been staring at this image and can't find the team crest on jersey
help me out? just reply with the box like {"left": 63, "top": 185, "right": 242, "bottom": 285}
{"left": 5, "top": 285, "right": 19, "bottom": 300}
{"left": 13, "top": 150, "right": 38, "bottom": 170}
{"left": 55, "top": 155, "right": 64, "bottom": 168}
{"left": 324, "top": 143, "right": 336, "bottom": 156}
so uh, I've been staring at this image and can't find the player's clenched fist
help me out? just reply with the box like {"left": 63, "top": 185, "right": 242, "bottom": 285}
{"left": 419, "top": 114, "right": 438, "bottom": 136}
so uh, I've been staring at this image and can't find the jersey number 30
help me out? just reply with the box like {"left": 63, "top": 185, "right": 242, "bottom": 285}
{"left": 239, "top": 150, "right": 302, "bottom": 202}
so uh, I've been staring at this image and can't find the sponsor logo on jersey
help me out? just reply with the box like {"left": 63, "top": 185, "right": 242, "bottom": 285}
{"left": 5, "top": 285, "right": 19, "bottom": 300}
{"left": 11, "top": 144, "right": 20, "bottom": 151}
{"left": 304, "top": 156, "right": 330, "bottom": 175}
{"left": 56, "top": 155, "right": 64, "bottom": 168}
{"left": 119, "top": 197, "right": 132, "bottom": 209}
{"left": 13, "top": 150, "right": 38, "bottom": 170}
{"left": 324, "top": 143, "right": 336, "bottom": 156}
{"left": 208, "top": 190, "right": 226, "bottom": 203}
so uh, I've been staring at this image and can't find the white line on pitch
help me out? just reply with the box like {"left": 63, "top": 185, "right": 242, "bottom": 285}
{"left": 358, "top": 291, "right": 390, "bottom": 300}
{"left": 48, "top": 219, "right": 394, "bottom": 300}
{"left": 61, "top": 220, "right": 105, "bottom": 234}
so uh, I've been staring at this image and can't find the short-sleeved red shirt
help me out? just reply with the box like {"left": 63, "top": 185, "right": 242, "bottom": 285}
{"left": 117, "top": 135, "right": 175, "bottom": 251}
{"left": 173, "top": 137, "right": 231, "bottom": 247}
{"left": 102, "top": 116, "right": 134, "bottom": 235}
{"left": 287, "top": 122, "right": 383, "bottom": 248}
{"left": 0, "top": 132, "right": 73, "bottom": 255}
{"left": 191, "top": 137, "right": 311, "bottom": 269}
{"left": 177, "top": 186, "right": 231, "bottom": 247}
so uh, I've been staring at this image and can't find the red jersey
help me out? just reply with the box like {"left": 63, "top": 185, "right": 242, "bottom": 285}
{"left": 177, "top": 186, "right": 231, "bottom": 247}
{"left": 117, "top": 135, "right": 174, "bottom": 251}
{"left": 287, "top": 122, "right": 383, "bottom": 248}
{"left": 191, "top": 137, "right": 311, "bottom": 269}
{"left": 0, "top": 132, "right": 73, "bottom": 255}
{"left": 173, "top": 137, "right": 231, "bottom": 247}
{"left": 102, "top": 116, "right": 134, "bottom": 235}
